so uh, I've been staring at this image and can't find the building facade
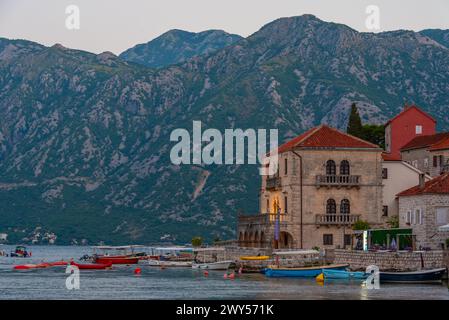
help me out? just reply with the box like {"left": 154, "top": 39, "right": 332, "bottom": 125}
{"left": 397, "top": 173, "right": 449, "bottom": 250}
{"left": 384, "top": 105, "right": 436, "bottom": 159}
{"left": 400, "top": 133, "right": 449, "bottom": 177}
{"left": 382, "top": 154, "right": 431, "bottom": 218}
{"left": 238, "top": 125, "right": 384, "bottom": 250}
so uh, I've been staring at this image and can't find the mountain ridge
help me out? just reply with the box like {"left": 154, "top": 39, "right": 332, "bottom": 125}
{"left": 0, "top": 15, "right": 449, "bottom": 245}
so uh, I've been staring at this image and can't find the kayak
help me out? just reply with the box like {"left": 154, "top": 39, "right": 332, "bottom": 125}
{"left": 239, "top": 256, "right": 270, "bottom": 261}
{"left": 48, "top": 261, "right": 68, "bottom": 267}
{"left": 14, "top": 263, "right": 49, "bottom": 270}
{"left": 70, "top": 261, "right": 112, "bottom": 270}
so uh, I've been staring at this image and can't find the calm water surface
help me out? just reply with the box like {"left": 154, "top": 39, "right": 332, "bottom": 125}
{"left": 0, "top": 245, "right": 448, "bottom": 300}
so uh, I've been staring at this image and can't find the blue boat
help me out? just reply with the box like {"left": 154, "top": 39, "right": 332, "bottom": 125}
{"left": 379, "top": 268, "right": 447, "bottom": 284}
{"left": 322, "top": 269, "right": 368, "bottom": 280}
{"left": 264, "top": 264, "right": 349, "bottom": 278}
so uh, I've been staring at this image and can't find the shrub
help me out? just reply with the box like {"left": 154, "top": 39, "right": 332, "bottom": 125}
{"left": 191, "top": 236, "right": 203, "bottom": 247}
{"left": 387, "top": 216, "right": 399, "bottom": 229}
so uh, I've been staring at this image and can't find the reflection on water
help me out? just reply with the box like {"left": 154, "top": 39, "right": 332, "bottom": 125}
{"left": 0, "top": 245, "right": 448, "bottom": 300}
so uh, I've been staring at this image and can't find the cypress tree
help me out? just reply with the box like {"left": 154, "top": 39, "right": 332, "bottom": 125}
{"left": 347, "top": 103, "right": 363, "bottom": 138}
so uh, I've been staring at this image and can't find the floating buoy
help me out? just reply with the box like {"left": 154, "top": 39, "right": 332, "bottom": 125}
{"left": 204, "top": 271, "right": 209, "bottom": 277}
{"left": 316, "top": 273, "right": 324, "bottom": 282}
{"left": 229, "top": 272, "right": 235, "bottom": 280}
{"left": 223, "top": 273, "right": 228, "bottom": 279}
{"left": 134, "top": 267, "right": 141, "bottom": 275}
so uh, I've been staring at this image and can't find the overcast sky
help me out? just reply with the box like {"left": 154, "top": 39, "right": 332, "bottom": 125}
{"left": 1, "top": 0, "right": 449, "bottom": 55}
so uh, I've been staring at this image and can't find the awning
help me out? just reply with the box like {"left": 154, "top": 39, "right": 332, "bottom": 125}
{"left": 273, "top": 250, "right": 319, "bottom": 255}
{"left": 438, "top": 224, "right": 449, "bottom": 232}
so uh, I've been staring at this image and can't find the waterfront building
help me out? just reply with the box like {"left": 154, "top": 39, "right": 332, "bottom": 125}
{"left": 382, "top": 153, "right": 431, "bottom": 218}
{"left": 238, "top": 125, "right": 384, "bottom": 249}
{"left": 397, "top": 172, "right": 449, "bottom": 250}
{"left": 400, "top": 133, "right": 449, "bottom": 177}
{"left": 384, "top": 105, "right": 436, "bottom": 160}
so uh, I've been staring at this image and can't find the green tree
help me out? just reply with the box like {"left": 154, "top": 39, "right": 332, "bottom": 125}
{"left": 361, "top": 124, "right": 385, "bottom": 149}
{"left": 352, "top": 220, "right": 370, "bottom": 231}
{"left": 191, "top": 236, "right": 203, "bottom": 247}
{"left": 347, "top": 103, "right": 363, "bottom": 137}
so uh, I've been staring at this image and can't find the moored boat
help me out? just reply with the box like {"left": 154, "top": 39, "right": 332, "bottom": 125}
{"left": 94, "top": 256, "right": 139, "bottom": 265}
{"left": 148, "top": 260, "right": 192, "bottom": 267}
{"left": 239, "top": 255, "right": 270, "bottom": 261}
{"left": 321, "top": 269, "right": 368, "bottom": 280}
{"left": 379, "top": 268, "right": 447, "bottom": 284}
{"left": 192, "top": 260, "right": 234, "bottom": 270}
{"left": 264, "top": 264, "right": 349, "bottom": 278}
{"left": 70, "top": 261, "right": 112, "bottom": 270}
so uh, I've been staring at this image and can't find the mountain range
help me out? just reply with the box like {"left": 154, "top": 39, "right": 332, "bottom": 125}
{"left": 0, "top": 15, "right": 448, "bottom": 245}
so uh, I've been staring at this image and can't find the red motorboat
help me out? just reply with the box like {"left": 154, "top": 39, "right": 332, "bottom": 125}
{"left": 70, "top": 261, "right": 112, "bottom": 270}
{"left": 94, "top": 256, "right": 139, "bottom": 265}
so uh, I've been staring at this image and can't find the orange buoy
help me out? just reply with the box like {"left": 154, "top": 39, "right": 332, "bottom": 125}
{"left": 134, "top": 267, "right": 141, "bottom": 275}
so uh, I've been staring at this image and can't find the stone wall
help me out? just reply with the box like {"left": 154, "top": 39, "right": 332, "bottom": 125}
{"left": 334, "top": 249, "right": 445, "bottom": 271}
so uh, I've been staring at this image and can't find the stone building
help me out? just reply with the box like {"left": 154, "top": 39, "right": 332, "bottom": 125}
{"left": 397, "top": 173, "right": 449, "bottom": 250}
{"left": 400, "top": 133, "right": 449, "bottom": 177}
{"left": 238, "top": 125, "right": 384, "bottom": 250}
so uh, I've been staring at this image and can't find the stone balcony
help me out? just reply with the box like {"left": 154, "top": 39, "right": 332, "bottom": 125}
{"left": 238, "top": 213, "right": 289, "bottom": 226}
{"left": 315, "top": 214, "right": 360, "bottom": 226}
{"left": 266, "top": 176, "right": 282, "bottom": 190}
{"left": 315, "top": 175, "right": 361, "bottom": 188}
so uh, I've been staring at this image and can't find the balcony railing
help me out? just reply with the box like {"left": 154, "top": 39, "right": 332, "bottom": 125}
{"left": 315, "top": 214, "right": 360, "bottom": 225}
{"left": 266, "top": 176, "right": 282, "bottom": 190}
{"left": 238, "top": 213, "right": 288, "bottom": 226}
{"left": 316, "top": 175, "right": 361, "bottom": 187}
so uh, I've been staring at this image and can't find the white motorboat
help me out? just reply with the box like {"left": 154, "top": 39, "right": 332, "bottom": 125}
{"left": 148, "top": 259, "right": 192, "bottom": 267}
{"left": 192, "top": 260, "right": 233, "bottom": 270}
{"left": 192, "top": 247, "right": 234, "bottom": 270}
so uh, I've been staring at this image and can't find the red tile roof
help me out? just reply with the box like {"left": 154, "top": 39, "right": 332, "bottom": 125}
{"left": 275, "top": 125, "right": 380, "bottom": 154}
{"left": 385, "top": 105, "right": 436, "bottom": 126}
{"left": 397, "top": 173, "right": 449, "bottom": 197}
{"left": 429, "top": 137, "right": 449, "bottom": 151}
{"left": 400, "top": 132, "right": 449, "bottom": 151}
{"left": 382, "top": 152, "right": 401, "bottom": 161}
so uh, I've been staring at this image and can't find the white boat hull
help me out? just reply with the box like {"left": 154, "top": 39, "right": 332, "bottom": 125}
{"left": 192, "top": 260, "right": 233, "bottom": 270}
{"left": 148, "top": 260, "right": 192, "bottom": 267}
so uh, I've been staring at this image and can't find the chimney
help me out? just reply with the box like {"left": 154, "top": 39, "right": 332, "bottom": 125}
{"left": 419, "top": 173, "right": 425, "bottom": 189}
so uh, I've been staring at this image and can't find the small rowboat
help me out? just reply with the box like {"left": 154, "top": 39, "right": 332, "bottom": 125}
{"left": 320, "top": 269, "right": 368, "bottom": 280}
{"left": 94, "top": 256, "right": 139, "bottom": 265}
{"left": 379, "top": 268, "right": 447, "bottom": 284}
{"left": 70, "top": 261, "right": 112, "bottom": 270}
{"left": 264, "top": 264, "right": 349, "bottom": 278}
{"left": 239, "top": 256, "right": 270, "bottom": 261}
{"left": 14, "top": 263, "right": 50, "bottom": 270}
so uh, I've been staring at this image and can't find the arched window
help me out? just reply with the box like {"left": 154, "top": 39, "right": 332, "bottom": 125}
{"left": 340, "top": 160, "right": 350, "bottom": 175}
{"left": 340, "top": 199, "right": 350, "bottom": 214}
{"left": 326, "top": 160, "right": 336, "bottom": 175}
{"left": 326, "top": 199, "right": 336, "bottom": 214}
